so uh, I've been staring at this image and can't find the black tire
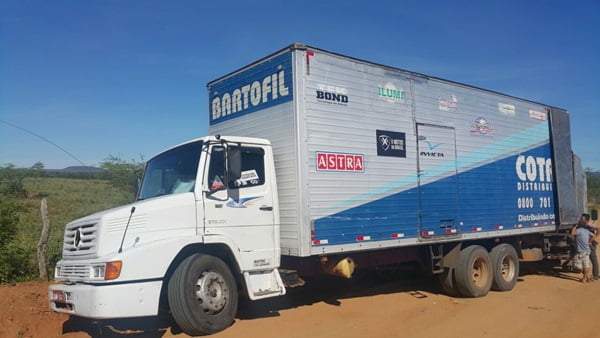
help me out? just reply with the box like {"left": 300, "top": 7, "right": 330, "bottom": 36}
{"left": 490, "top": 243, "right": 519, "bottom": 291}
{"left": 439, "top": 267, "right": 460, "bottom": 297}
{"left": 168, "top": 254, "right": 238, "bottom": 336}
{"left": 455, "top": 245, "right": 492, "bottom": 298}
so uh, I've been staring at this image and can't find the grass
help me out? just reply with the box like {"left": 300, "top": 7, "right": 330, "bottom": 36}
{"left": 15, "top": 177, "right": 133, "bottom": 280}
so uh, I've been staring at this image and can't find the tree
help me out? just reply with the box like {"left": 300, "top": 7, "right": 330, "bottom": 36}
{"left": 0, "top": 191, "right": 26, "bottom": 283}
{"left": 100, "top": 155, "right": 145, "bottom": 199}
{"left": 0, "top": 166, "right": 27, "bottom": 198}
{"left": 30, "top": 161, "right": 45, "bottom": 170}
{"left": 586, "top": 169, "right": 600, "bottom": 206}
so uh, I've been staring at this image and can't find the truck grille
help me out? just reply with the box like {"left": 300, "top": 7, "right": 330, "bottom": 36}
{"left": 56, "top": 264, "right": 90, "bottom": 280}
{"left": 62, "top": 221, "right": 99, "bottom": 257}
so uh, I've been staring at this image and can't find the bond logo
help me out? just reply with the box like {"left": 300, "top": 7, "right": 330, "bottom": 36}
{"left": 316, "top": 152, "right": 364, "bottom": 172}
{"left": 316, "top": 83, "right": 348, "bottom": 105}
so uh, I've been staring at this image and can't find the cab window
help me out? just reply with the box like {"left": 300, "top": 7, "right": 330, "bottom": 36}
{"left": 207, "top": 145, "right": 265, "bottom": 191}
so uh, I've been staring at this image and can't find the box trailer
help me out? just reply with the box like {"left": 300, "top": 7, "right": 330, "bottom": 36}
{"left": 50, "top": 43, "right": 590, "bottom": 336}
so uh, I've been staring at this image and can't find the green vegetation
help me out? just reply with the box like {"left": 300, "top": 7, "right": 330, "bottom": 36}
{"left": 1, "top": 160, "right": 599, "bottom": 284}
{"left": 587, "top": 170, "right": 600, "bottom": 211}
{"left": 0, "top": 156, "right": 140, "bottom": 283}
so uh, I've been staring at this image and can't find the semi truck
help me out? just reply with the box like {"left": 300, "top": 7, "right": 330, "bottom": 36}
{"left": 49, "top": 43, "right": 591, "bottom": 335}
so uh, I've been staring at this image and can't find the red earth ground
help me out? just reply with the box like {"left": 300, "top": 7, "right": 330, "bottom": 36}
{"left": 1, "top": 259, "right": 599, "bottom": 338}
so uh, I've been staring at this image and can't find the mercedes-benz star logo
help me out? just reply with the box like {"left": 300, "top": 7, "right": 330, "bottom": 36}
{"left": 74, "top": 228, "right": 83, "bottom": 250}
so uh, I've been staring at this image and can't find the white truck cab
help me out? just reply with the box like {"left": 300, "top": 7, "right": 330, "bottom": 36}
{"left": 49, "top": 136, "right": 286, "bottom": 335}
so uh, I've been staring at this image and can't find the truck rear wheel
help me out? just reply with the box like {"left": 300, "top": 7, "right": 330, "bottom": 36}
{"left": 168, "top": 253, "right": 238, "bottom": 336}
{"left": 455, "top": 245, "right": 492, "bottom": 297}
{"left": 490, "top": 243, "right": 519, "bottom": 291}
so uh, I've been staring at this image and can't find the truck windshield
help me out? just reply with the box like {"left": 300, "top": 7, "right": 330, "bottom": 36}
{"left": 138, "top": 141, "right": 203, "bottom": 200}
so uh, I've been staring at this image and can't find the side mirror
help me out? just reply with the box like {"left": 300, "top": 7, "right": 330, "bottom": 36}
{"left": 592, "top": 209, "right": 598, "bottom": 221}
{"left": 134, "top": 169, "right": 143, "bottom": 199}
{"left": 227, "top": 146, "right": 242, "bottom": 185}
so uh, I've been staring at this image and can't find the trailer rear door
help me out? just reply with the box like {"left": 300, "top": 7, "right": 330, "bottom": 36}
{"left": 417, "top": 124, "right": 460, "bottom": 238}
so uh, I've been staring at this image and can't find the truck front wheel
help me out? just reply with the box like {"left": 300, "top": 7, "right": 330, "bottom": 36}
{"left": 168, "top": 253, "right": 238, "bottom": 336}
{"left": 490, "top": 243, "right": 519, "bottom": 291}
{"left": 455, "top": 245, "right": 492, "bottom": 297}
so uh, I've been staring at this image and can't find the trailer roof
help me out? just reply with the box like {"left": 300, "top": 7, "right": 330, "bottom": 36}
{"left": 207, "top": 43, "right": 567, "bottom": 112}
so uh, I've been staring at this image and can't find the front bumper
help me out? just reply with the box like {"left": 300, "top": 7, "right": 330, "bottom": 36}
{"left": 49, "top": 280, "right": 162, "bottom": 319}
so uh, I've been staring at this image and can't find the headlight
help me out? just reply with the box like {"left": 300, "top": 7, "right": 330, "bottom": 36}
{"left": 91, "top": 261, "right": 122, "bottom": 280}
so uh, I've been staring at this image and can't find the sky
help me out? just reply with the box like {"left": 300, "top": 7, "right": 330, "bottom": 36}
{"left": 1, "top": 0, "right": 599, "bottom": 170}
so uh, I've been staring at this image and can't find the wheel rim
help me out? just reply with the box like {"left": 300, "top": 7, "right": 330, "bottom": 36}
{"left": 195, "top": 271, "right": 229, "bottom": 314}
{"left": 471, "top": 257, "right": 490, "bottom": 287}
{"left": 499, "top": 256, "right": 516, "bottom": 282}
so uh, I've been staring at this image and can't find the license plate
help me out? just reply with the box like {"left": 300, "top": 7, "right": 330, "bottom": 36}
{"left": 52, "top": 290, "right": 66, "bottom": 303}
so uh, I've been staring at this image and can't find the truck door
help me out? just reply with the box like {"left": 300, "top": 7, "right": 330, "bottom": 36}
{"left": 417, "top": 124, "right": 460, "bottom": 238}
{"left": 203, "top": 144, "right": 277, "bottom": 269}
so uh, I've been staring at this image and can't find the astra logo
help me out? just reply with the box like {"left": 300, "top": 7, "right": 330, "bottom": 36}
{"left": 316, "top": 83, "right": 348, "bottom": 105}
{"left": 211, "top": 69, "right": 290, "bottom": 121}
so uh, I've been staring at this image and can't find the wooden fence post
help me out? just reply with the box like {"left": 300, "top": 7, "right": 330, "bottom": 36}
{"left": 37, "top": 197, "right": 51, "bottom": 281}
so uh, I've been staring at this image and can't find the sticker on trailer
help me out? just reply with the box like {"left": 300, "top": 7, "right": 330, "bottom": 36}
{"left": 438, "top": 95, "right": 457, "bottom": 111}
{"left": 528, "top": 109, "right": 547, "bottom": 121}
{"left": 316, "top": 151, "right": 364, "bottom": 172}
{"left": 208, "top": 52, "right": 293, "bottom": 125}
{"left": 376, "top": 130, "right": 406, "bottom": 158}
{"left": 498, "top": 103, "right": 516, "bottom": 117}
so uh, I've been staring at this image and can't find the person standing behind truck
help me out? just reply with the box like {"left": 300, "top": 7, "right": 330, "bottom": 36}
{"left": 581, "top": 214, "right": 599, "bottom": 280}
{"left": 571, "top": 214, "right": 595, "bottom": 283}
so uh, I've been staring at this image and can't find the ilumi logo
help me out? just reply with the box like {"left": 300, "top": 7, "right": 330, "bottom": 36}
{"left": 316, "top": 83, "right": 348, "bottom": 105}
{"left": 378, "top": 83, "right": 404, "bottom": 103}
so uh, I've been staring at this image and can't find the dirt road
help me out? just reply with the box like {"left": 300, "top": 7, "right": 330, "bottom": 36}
{"left": 1, "top": 262, "right": 598, "bottom": 338}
